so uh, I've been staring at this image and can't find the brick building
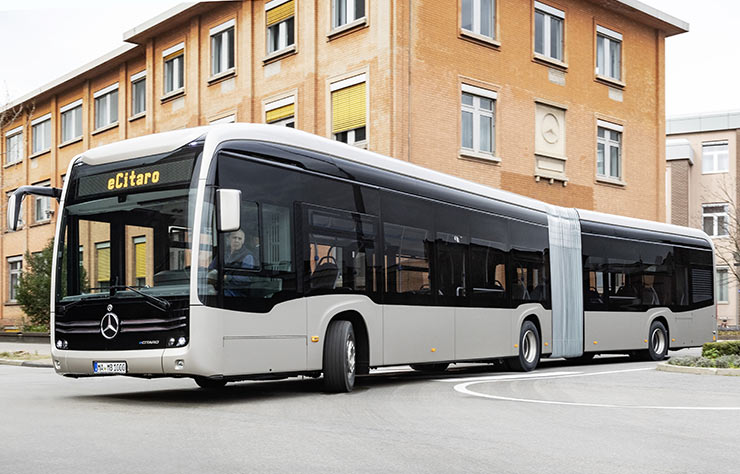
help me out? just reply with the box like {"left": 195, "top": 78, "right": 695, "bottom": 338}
{"left": 666, "top": 111, "right": 740, "bottom": 326}
{"left": 0, "top": 0, "right": 686, "bottom": 327}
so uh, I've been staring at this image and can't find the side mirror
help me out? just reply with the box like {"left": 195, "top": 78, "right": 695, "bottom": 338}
{"left": 7, "top": 185, "right": 62, "bottom": 232}
{"left": 217, "top": 189, "right": 241, "bottom": 232}
{"left": 7, "top": 192, "right": 20, "bottom": 231}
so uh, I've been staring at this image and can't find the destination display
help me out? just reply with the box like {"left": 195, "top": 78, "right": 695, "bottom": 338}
{"left": 76, "top": 159, "right": 195, "bottom": 198}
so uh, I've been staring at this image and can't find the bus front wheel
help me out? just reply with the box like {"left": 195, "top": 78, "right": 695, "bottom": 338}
{"left": 506, "top": 321, "right": 541, "bottom": 372}
{"left": 323, "top": 320, "right": 356, "bottom": 393}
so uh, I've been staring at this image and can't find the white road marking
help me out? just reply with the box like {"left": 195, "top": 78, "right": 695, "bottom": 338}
{"left": 436, "top": 371, "right": 579, "bottom": 383}
{"left": 452, "top": 367, "right": 740, "bottom": 411}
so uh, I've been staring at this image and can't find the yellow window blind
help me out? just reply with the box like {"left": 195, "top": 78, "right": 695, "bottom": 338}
{"left": 266, "top": 103, "right": 295, "bottom": 123}
{"left": 332, "top": 82, "right": 366, "bottom": 134}
{"left": 135, "top": 241, "right": 147, "bottom": 279}
{"left": 266, "top": 0, "right": 294, "bottom": 26}
{"left": 97, "top": 246, "right": 110, "bottom": 283}
{"left": 163, "top": 49, "right": 183, "bottom": 62}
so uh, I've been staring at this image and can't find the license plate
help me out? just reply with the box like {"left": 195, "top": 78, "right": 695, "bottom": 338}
{"left": 93, "top": 361, "right": 127, "bottom": 374}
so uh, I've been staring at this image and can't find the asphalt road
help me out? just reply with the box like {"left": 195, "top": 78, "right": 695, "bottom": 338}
{"left": 2, "top": 349, "right": 739, "bottom": 474}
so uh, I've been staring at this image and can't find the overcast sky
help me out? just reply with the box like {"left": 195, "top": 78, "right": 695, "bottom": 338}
{"left": 1, "top": 0, "right": 738, "bottom": 118}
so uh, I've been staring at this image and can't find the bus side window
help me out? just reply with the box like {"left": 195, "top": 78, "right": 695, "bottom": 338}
{"left": 303, "top": 205, "right": 377, "bottom": 296}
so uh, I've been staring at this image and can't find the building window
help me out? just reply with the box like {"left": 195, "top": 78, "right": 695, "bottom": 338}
{"left": 33, "top": 180, "right": 52, "bottom": 223}
{"left": 597, "top": 120, "right": 622, "bottom": 180}
{"left": 596, "top": 25, "right": 622, "bottom": 81}
{"left": 96, "top": 242, "right": 111, "bottom": 290}
{"left": 702, "top": 141, "right": 729, "bottom": 174}
{"left": 6, "top": 190, "right": 23, "bottom": 231}
{"left": 717, "top": 267, "right": 729, "bottom": 303}
{"left": 134, "top": 236, "right": 147, "bottom": 287}
{"left": 31, "top": 114, "right": 51, "bottom": 155}
{"left": 331, "top": 74, "right": 366, "bottom": 147}
{"left": 209, "top": 114, "right": 236, "bottom": 125}
{"left": 461, "top": 85, "right": 496, "bottom": 156}
{"left": 266, "top": 0, "right": 295, "bottom": 55}
{"left": 534, "top": 1, "right": 564, "bottom": 62}
{"left": 210, "top": 19, "right": 235, "bottom": 77}
{"left": 163, "top": 43, "right": 185, "bottom": 95}
{"left": 333, "top": 0, "right": 365, "bottom": 29}
{"left": 131, "top": 71, "right": 146, "bottom": 116}
{"left": 266, "top": 96, "right": 295, "bottom": 127}
{"left": 8, "top": 256, "right": 22, "bottom": 302}
{"left": 461, "top": 0, "right": 495, "bottom": 39}
{"left": 94, "top": 83, "right": 119, "bottom": 130}
{"left": 60, "top": 100, "right": 83, "bottom": 143}
{"left": 703, "top": 204, "right": 729, "bottom": 237}
{"left": 5, "top": 126, "right": 23, "bottom": 164}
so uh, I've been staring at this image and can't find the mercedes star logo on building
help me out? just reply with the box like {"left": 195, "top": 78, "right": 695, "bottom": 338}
{"left": 100, "top": 312, "right": 120, "bottom": 340}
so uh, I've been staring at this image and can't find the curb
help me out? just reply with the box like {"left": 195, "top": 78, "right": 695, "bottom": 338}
{"left": 657, "top": 362, "right": 740, "bottom": 377}
{"left": 0, "top": 358, "right": 53, "bottom": 368}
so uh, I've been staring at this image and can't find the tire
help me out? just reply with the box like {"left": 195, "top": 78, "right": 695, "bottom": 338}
{"left": 645, "top": 320, "right": 669, "bottom": 361}
{"left": 194, "top": 376, "right": 227, "bottom": 389}
{"left": 410, "top": 363, "right": 450, "bottom": 373}
{"left": 323, "top": 320, "right": 356, "bottom": 393}
{"left": 506, "top": 320, "right": 541, "bottom": 372}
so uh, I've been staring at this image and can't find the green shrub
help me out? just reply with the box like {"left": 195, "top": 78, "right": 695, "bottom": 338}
{"left": 668, "top": 354, "right": 740, "bottom": 368}
{"left": 668, "top": 356, "right": 699, "bottom": 367}
{"left": 702, "top": 341, "right": 740, "bottom": 358}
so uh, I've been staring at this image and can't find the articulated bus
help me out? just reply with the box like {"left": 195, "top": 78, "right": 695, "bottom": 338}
{"left": 8, "top": 124, "right": 716, "bottom": 392}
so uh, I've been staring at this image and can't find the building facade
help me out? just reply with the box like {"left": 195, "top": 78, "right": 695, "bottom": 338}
{"left": 0, "top": 0, "right": 686, "bottom": 327}
{"left": 666, "top": 111, "right": 740, "bottom": 327}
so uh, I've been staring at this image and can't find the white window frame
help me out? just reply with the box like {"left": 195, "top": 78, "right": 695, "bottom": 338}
{"left": 209, "top": 114, "right": 236, "bottom": 125}
{"left": 702, "top": 140, "right": 729, "bottom": 174}
{"left": 596, "top": 120, "right": 623, "bottom": 180}
{"left": 162, "top": 42, "right": 185, "bottom": 96}
{"left": 60, "top": 99, "right": 83, "bottom": 144}
{"left": 596, "top": 25, "right": 622, "bottom": 81}
{"left": 717, "top": 267, "right": 729, "bottom": 303}
{"left": 210, "top": 19, "right": 236, "bottom": 77}
{"left": 93, "top": 83, "right": 119, "bottom": 131}
{"left": 334, "top": 127, "right": 366, "bottom": 147}
{"left": 7, "top": 256, "right": 22, "bottom": 303}
{"left": 266, "top": 0, "right": 295, "bottom": 55}
{"left": 5, "top": 126, "right": 23, "bottom": 164}
{"left": 131, "top": 70, "right": 147, "bottom": 117}
{"left": 534, "top": 1, "right": 565, "bottom": 62}
{"left": 33, "top": 180, "right": 52, "bottom": 223}
{"left": 31, "top": 114, "right": 51, "bottom": 155}
{"left": 461, "top": 0, "right": 496, "bottom": 39}
{"left": 333, "top": 0, "right": 366, "bottom": 29}
{"left": 460, "top": 84, "right": 497, "bottom": 157}
{"left": 703, "top": 203, "right": 729, "bottom": 238}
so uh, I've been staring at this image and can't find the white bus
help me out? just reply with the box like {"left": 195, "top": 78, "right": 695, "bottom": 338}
{"left": 8, "top": 124, "right": 716, "bottom": 392}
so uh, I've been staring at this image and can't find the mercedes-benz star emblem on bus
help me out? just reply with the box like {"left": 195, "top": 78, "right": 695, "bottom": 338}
{"left": 100, "top": 313, "right": 120, "bottom": 340}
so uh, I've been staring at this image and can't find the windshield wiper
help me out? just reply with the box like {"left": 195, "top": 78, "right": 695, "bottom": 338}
{"left": 109, "top": 285, "right": 171, "bottom": 312}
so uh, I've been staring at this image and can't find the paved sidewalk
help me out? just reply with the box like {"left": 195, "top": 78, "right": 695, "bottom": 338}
{"left": 0, "top": 341, "right": 52, "bottom": 368}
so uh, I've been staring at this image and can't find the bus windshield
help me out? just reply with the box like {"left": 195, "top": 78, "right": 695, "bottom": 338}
{"left": 56, "top": 141, "right": 203, "bottom": 304}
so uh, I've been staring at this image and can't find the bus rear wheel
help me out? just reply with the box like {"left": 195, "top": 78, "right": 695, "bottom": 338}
{"left": 506, "top": 321, "right": 541, "bottom": 372}
{"left": 410, "top": 363, "right": 450, "bottom": 373}
{"left": 323, "top": 320, "right": 356, "bottom": 393}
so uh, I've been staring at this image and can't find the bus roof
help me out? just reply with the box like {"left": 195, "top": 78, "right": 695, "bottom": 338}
{"left": 76, "top": 123, "right": 711, "bottom": 244}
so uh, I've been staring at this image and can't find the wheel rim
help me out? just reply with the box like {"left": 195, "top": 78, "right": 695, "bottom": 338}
{"left": 346, "top": 335, "right": 356, "bottom": 376}
{"left": 651, "top": 328, "right": 666, "bottom": 355}
{"left": 522, "top": 330, "right": 538, "bottom": 364}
